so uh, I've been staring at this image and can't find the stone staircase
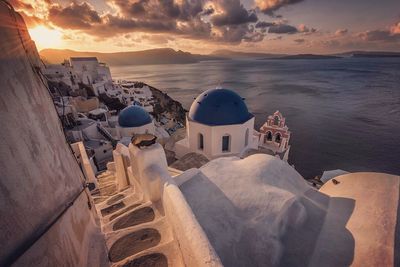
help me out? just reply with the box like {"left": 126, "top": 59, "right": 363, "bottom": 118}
{"left": 92, "top": 171, "right": 185, "bottom": 267}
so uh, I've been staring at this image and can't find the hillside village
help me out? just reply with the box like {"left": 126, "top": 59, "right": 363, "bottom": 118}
{"left": 43, "top": 57, "right": 187, "bottom": 170}
{"left": 43, "top": 56, "right": 293, "bottom": 175}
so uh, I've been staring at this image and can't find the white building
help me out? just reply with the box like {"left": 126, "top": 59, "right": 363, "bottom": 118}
{"left": 116, "top": 105, "right": 155, "bottom": 139}
{"left": 43, "top": 57, "right": 113, "bottom": 96}
{"left": 70, "top": 57, "right": 113, "bottom": 95}
{"left": 70, "top": 57, "right": 99, "bottom": 85}
{"left": 115, "top": 81, "right": 154, "bottom": 112}
{"left": 175, "top": 88, "right": 258, "bottom": 159}
{"left": 42, "top": 61, "right": 78, "bottom": 90}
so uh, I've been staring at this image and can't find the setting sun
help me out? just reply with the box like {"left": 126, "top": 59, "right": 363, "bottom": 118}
{"left": 28, "top": 26, "right": 63, "bottom": 50}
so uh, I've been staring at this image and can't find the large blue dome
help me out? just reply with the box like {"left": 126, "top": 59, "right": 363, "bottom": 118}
{"left": 189, "top": 88, "right": 253, "bottom": 126}
{"left": 118, "top": 105, "right": 152, "bottom": 128}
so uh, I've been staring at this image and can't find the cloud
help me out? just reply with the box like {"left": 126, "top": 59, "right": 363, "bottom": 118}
{"left": 141, "top": 34, "right": 174, "bottom": 45}
{"left": 48, "top": 2, "right": 101, "bottom": 29}
{"left": 335, "top": 28, "right": 348, "bottom": 36}
{"left": 9, "top": 0, "right": 33, "bottom": 11}
{"left": 315, "top": 21, "right": 400, "bottom": 52}
{"left": 358, "top": 29, "right": 400, "bottom": 42}
{"left": 391, "top": 22, "right": 400, "bottom": 34}
{"left": 91, "top": 14, "right": 180, "bottom": 37}
{"left": 298, "top": 24, "right": 316, "bottom": 34}
{"left": 255, "top": 21, "right": 275, "bottom": 28}
{"left": 357, "top": 21, "right": 400, "bottom": 43}
{"left": 43, "top": 0, "right": 265, "bottom": 44}
{"left": 11, "top": 0, "right": 315, "bottom": 46}
{"left": 268, "top": 24, "right": 298, "bottom": 34}
{"left": 212, "top": 24, "right": 265, "bottom": 43}
{"left": 255, "top": 0, "right": 304, "bottom": 15}
{"left": 109, "top": 0, "right": 204, "bottom": 21}
{"left": 319, "top": 39, "right": 340, "bottom": 48}
{"left": 9, "top": 0, "right": 52, "bottom": 27}
{"left": 258, "top": 22, "right": 316, "bottom": 35}
{"left": 270, "top": 36, "right": 283, "bottom": 40}
{"left": 243, "top": 31, "right": 265, "bottom": 42}
{"left": 19, "top": 11, "right": 44, "bottom": 27}
{"left": 201, "top": 7, "right": 215, "bottom": 16}
{"left": 46, "top": 0, "right": 206, "bottom": 38}
{"left": 210, "top": 0, "right": 257, "bottom": 26}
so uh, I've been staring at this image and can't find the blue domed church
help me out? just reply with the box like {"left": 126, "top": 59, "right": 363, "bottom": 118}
{"left": 175, "top": 88, "right": 257, "bottom": 159}
{"left": 117, "top": 105, "right": 154, "bottom": 138}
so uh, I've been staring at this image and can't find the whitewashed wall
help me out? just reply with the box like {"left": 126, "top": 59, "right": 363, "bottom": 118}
{"left": 186, "top": 117, "right": 255, "bottom": 159}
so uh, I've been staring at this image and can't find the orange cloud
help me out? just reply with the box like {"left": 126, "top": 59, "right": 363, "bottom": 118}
{"left": 255, "top": 0, "right": 304, "bottom": 15}
{"left": 391, "top": 22, "right": 400, "bottom": 34}
{"left": 335, "top": 29, "right": 348, "bottom": 36}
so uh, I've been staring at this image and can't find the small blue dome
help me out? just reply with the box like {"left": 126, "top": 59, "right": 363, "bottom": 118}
{"left": 189, "top": 88, "right": 253, "bottom": 126}
{"left": 118, "top": 105, "right": 152, "bottom": 128}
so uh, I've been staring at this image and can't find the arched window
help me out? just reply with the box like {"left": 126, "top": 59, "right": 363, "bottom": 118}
{"left": 245, "top": 129, "right": 249, "bottom": 146}
{"left": 264, "top": 131, "right": 272, "bottom": 142}
{"left": 275, "top": 133, "right": 281, "bottom": 144}
{"left": 274, "top": 116, "right": 280, "bottom": 126}
{"left": 198, "top": 133, "right": 204, "bottom": 150}
{"left": 222, "top": 135, "right": 230, "bottom": 152}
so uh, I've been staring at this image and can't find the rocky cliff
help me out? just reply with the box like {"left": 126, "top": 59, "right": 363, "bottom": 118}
{"left": 133, "top": 82, "right": 187, "bottom": 125}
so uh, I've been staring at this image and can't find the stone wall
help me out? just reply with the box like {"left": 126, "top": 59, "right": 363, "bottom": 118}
{"left": 0, "top": 3, "right": 107, "bottom": 266}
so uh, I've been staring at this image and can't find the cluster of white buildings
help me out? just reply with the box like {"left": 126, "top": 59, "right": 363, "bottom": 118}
{"left": 43, "top": 57, "right": 112, "bottom": 93}
{"left": 43, "top": 58, "right": 154, "bottom": 111}
{"left": 42, "top": 57, "right": 166, "bottom": 171}
{"left": 63, "top": 102, "right": 169, "bottom": 172}
{"left": 113, "top": 81, "right": 154, "bottom": 111}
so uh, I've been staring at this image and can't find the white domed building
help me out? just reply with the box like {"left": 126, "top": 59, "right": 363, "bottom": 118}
{"left": 175, "top": 88, "right": 258, "bottom": 159}
{"left": 116, "top": 105, "right": 155, "bottom": 139}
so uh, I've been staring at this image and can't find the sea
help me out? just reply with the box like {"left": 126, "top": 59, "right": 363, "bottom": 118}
{"left": 111, "top": 58, "right": 400, "bottom": 178}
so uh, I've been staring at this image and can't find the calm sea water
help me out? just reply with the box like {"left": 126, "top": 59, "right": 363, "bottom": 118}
{"left": 111, "top": 58, "right": 400, "bottom": 178}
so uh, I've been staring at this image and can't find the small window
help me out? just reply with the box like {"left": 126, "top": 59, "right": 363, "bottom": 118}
{"left": 222, "top": 135, "right": 230, "bottom": 152}
{"left": 275, "top": 133, "right": 281, "bottom": 144}
{"left": 267, "top": 131, "right": 272, "bottom": 141}
{"left": 198, "top": 133, "right": 204, "bottom": 150}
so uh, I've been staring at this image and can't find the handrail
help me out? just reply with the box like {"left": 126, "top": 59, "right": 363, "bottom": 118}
{"left": 96, "top": 123, "right": 118, "bottom": 147}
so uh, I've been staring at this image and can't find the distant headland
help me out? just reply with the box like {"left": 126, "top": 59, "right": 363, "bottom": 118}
{"left": 40, "top": 48, "right": 224, "bottom": 66}
{"left": 40, "top": 48, "right": 400, "bottom": 66}
{"left": 264, "top": 54, "right": 340, "bottom": 60}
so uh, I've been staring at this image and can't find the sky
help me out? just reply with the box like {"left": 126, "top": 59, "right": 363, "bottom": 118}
{"left": 11, "top": 0, "right": 400, "bottom": 54}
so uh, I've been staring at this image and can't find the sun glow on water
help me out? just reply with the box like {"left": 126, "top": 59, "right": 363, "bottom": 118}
{"left": 28, "top": 26, "right": 63, "bottom": 49}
